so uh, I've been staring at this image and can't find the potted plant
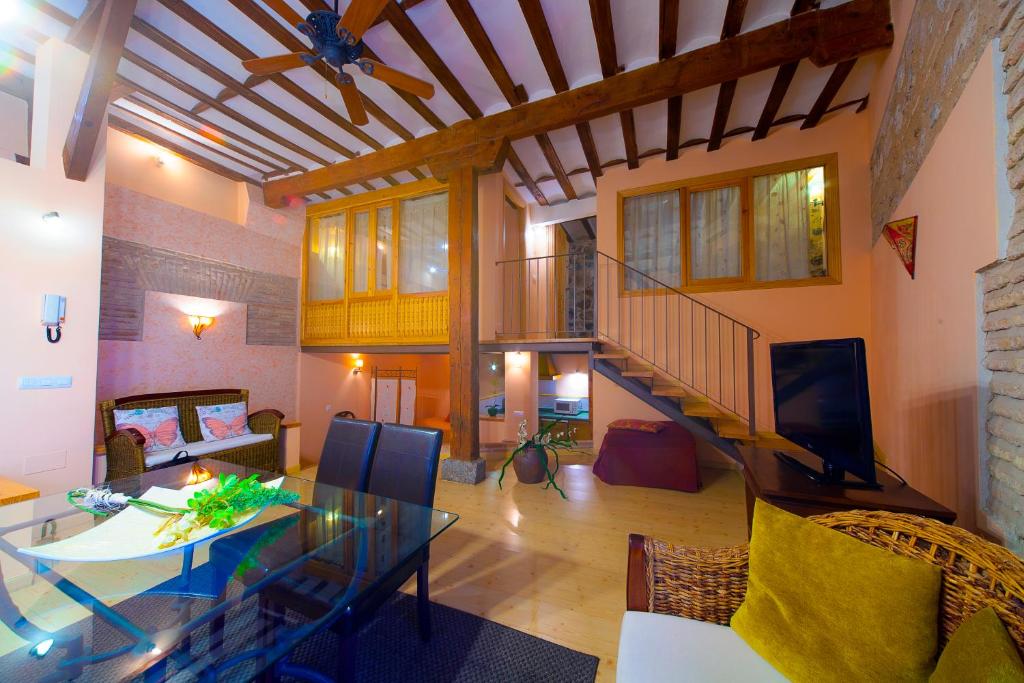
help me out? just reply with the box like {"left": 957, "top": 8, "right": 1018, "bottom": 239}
{"left": 499, "top": 420, "right": 576, "bottom": 499}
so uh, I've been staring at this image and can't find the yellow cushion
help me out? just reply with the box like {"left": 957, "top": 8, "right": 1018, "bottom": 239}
{"left": 731, "top": 501, "right": 942, "bottom": 682}
{"left": 930, "top": 607, "right": 1024, "bottom": 682}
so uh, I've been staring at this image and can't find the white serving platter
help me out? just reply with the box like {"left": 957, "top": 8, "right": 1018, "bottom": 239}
{"left": 18, "top": 477, "right": 285, "bottom": 563}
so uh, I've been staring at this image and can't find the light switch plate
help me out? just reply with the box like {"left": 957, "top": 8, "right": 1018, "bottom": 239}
{"left": 17, "top": 376, "right": 72, "bottom": 390}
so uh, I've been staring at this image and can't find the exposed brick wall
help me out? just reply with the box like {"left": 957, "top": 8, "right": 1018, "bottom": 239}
{"left": 983, "top": 2, "right": 1024, "bottom": 549}
{"left": 870, "top": 0, "right": 1003, "bottom": 239}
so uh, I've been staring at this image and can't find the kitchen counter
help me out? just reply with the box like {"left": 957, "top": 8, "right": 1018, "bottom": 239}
{"left": 539, "top": 408, "right": 590, "bottom": 422}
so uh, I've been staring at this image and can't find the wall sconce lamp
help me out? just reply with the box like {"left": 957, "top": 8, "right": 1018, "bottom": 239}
{"left": 353, "top": 358, "right": 364, "bottom": 375}
{"left": 188, "top": 315, "right": 213, "bottom": 339}
{"left": 186, "top": 462, "right": 212, "bottom": 485}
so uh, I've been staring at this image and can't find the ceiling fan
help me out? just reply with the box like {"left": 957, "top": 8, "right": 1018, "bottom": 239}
{"left": 241, "top": 0, "right": 435, "bottom": 126}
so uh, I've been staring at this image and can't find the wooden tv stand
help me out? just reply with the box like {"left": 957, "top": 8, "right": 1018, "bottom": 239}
{"left": 737, "top": 445, "right": 956, "bottom": 537}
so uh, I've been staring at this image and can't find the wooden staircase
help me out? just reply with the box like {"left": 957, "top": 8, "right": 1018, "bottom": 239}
{"left": 594, "top": 339, "right": 793, "bottom": 451}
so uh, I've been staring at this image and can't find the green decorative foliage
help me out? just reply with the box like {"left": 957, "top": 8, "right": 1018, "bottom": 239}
{"left": 499, "top": 420, "right": 577, "bottom": 500}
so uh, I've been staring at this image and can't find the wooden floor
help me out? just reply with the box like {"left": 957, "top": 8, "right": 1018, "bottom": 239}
{"left": 310, "top": 449, "right": 748, "bottom": 681}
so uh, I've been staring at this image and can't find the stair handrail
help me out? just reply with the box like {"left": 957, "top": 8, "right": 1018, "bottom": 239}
{"left": 594, "top": 250, "right": 760, "bottom": 339}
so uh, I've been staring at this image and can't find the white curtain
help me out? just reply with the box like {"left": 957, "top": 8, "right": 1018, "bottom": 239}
{"left": 376, "top": 205, "right": 393, "bottom": 290}
{"left": 308, "top": 212, "right": 346, "bottom": 300}
{"left": 753, "top": 169, "right": 813, "bottom": 281}
{"left": 400, "top": 192, "right": 449, "bottom": 293}
{"left": 352, "top": 210, "right": 370, "bottom": 293}
{"left": 623, "top": 190, "right": 680, "bottom": 288}
{"left": 690, "top": 186, "right": 742, "bottom": 280}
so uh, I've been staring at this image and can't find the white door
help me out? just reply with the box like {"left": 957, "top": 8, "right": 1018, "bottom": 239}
{"left": 375, "top": 378, "right": 399, "bottom": 423}
{"left": 399, "top": 378, "right": 417, "bottom": 425}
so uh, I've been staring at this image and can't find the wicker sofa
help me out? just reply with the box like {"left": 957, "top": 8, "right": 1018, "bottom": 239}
{"left": 620, "top": 510, "right": 1024, "bottom": 681}
{"left": 99, "top": 389, "right": 284, "bottom": 481}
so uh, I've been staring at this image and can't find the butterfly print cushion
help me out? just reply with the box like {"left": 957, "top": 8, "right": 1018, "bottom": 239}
{"left": 196, "top": 402, "right": 253, "bottom": 442}
{"left": 112, "top": 406, "right": 187, "bottom": 453}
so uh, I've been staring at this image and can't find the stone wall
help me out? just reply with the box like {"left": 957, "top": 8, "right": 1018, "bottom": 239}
{"left": 870, "top": 0, "right": 1003, "bottom": 239}
{"left": 982, "top": 3, "right": 1024, "bottom": 550}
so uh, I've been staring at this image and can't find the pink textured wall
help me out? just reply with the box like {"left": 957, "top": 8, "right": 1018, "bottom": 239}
{"left": 0, "top": 40, "right": 106, "bottom": 495}
{"left": 298, "top": 353, "right": 451, "bottom": 463}
{"left": 593, "top": 112, "right": 875, "bottom": 444}
{"left": 869, "top": 46, "right": 999, "bottom": 529}
{"left": 96, "top": 179, "right": 304, "bottom": 441}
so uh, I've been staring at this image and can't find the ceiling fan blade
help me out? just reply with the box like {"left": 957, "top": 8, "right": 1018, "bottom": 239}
{"left": 337, "top": 72, "right": 369, "bottom": 126}
{"left": 261, "top": 0, "right": 307, "bottom": 28}
{"left": 358, "top": 59, "right": 434, "bottom": 99}
{"left": 242, "top": 52, "right": 310, "bottom": 76}
{"left": 337, "top": 0, "right": 389, "bottom": 44}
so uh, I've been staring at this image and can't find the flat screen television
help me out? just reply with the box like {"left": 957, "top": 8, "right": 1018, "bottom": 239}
{"left": 769, "top": 338, "right": 877, "bottom": 487}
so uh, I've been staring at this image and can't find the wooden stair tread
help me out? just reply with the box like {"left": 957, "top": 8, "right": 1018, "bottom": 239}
{"left": 594, "top": 353, "right": 629, "bottom": 360}
{"left": 651, "top": 386, "right": 688, "bottom": 397}
{"left": 621, "top": 370, "right": 654, "bottom": 378}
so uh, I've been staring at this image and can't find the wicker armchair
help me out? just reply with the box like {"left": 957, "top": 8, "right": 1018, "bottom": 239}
{"left": 99, "top": 389, "right": 284, "bottom": 481}
{"left": 627, "top": 510, "right": 1024, "bottom": 651}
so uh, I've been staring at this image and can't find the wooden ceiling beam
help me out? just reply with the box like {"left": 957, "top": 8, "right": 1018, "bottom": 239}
{"left": 507, "top": 148, "right": 548, "bottom": 206}
{"left": 660, "top": 0, "right": 682, "bottom": 161}
{"left": 111, "top": 103, "right": 268, "bottom": 175}
{"left": 128, "top": 19, "right": 358, "bottom": 162}
{"left": 517, "top": 0, "right": 585, "bottom": 196}
{"left": 64, "top": 0, "right": 136, "bottom": 181}
{"left": 263, "top": 0, "right": 893, "bottom": 204}
{"left": 516, "top": 92, "right": 868, "bottom": 188}
{"left": 444, "top": 0, "right": 550, "bottom": 203}
{"left": 119, "top": 94, "right": 282, "bottom": 174}
{"left": 155, "top": 0, "right": 379, "bottom": 153}
{"left": 115, "top": 76, "right": 302, "bottom": 173}
{"left": 63, "top": 0, "right": 104, "bottom": 50}
{"left": 753, "top": 62, "right": 798, "bottom": 140}
{"left": 221, "top": 0, "right": 419, "bottom": 155}
{"left": 589, "top": 0, "right": 638, "bottom": 169}
{"left": 382, "top": 0, "right": 480, "bottom": 118}
{"left": 801, "top": 58, "right": 857, "bottom": 129}
{"left": 752, "top": 0, "right": 820, "bottom": 141}
{"left": 109, "top": 115, "right": 253, "bottom": 183}
{"left": 708, "top": 0, "right": 748, "bottom": 151}
{"left": 121, "top": 50, "right": 330, "bottom": 168}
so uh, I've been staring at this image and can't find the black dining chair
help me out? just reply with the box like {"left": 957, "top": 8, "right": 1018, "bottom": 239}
{"left": 364, "top": 423, "right": 444, "bottom": 638}
{"left": 317, "top": 415, "right": 381, "bottom": 492}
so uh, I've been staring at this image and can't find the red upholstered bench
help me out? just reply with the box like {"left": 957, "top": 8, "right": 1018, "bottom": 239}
{"left": 593, "top": 420, "right": 701, "bottom": 493}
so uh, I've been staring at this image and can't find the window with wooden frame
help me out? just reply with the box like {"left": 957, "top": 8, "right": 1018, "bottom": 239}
{"left": 305, "top": 183, "right": 450, "bottom": 303}
{"left": 618, "top": 154, "right": 840, "bottom": 292}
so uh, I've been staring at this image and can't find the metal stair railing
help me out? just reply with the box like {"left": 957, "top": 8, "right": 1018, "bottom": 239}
{"left": 493, "top": 247, "right": 760, "bottom": 435}
{"left": 594, "top": 251, "right": 759, "bottom": 435}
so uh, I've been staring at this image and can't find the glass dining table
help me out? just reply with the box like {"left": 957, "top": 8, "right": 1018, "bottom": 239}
{"left": 0, "top": 461, "right": 457, "bottom": 681}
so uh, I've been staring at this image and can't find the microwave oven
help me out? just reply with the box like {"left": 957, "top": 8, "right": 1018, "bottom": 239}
{"left": 553, "top": 398, "right": 583, "bottom": 415}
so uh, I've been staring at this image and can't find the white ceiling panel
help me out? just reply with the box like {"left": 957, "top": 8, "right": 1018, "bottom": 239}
{"left": 541, "top": 0, "right": 602, "bottom": 87}
{"left": 478, "top": 0, "right": 557, "bottom": 100}
{"left": 406, "top": 0, "right": 506, "bottom": 115}
{"left": 363, "top": 22, "right": 467, "bottom": 125}
{"left": 589, "top": 113, "right": 626, "bottom": 165}
{"left": 679, "top": 85, "right": 718, "bottom": 144}
{"left": 725, "top": 69, "right": 777, "bottom": 134}
{"left": 546, "top": 125, "right": 588, "bottom": 175}
{"left": 609, "top": 0, "right": 658, "bottom": 71}
{"left": 9, "top": 0, "right": 883, "bottom": 207}
{"left": 777, "top": 60, "right": 835, "bottom": 121}
{"left": 634, "top": 101, "right": 667, "bottom": 156}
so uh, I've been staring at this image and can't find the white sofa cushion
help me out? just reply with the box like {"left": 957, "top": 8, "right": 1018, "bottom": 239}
{"left": 617, "top": 611, "right": 786, "bottom": 682}
{"left": 144, "top": 433, "right": 273, "bottom": 468}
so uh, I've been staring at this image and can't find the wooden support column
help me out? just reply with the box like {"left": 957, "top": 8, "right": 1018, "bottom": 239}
{"left": 63, "top": 0, "right": 136, "bottom": 181}
{"left": 441, "top": 165, "right": 485, "bottom": 484}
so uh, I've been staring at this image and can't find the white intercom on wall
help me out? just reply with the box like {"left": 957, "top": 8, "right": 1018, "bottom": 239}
{"left": 41, "top": 294, "right": 65, "bottom": 343}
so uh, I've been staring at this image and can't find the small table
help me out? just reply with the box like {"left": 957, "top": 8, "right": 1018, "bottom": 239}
{"left": 738, "top": 445, "right": 956, "bottom": 536}
{"left": 0, "top": 461, "right": 457, "bottom": 680}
